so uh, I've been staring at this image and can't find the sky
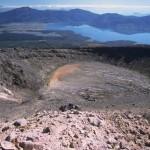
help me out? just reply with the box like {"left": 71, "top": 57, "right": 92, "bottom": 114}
{"left": 1, "top": 0, "right": 150, "bottom": 15}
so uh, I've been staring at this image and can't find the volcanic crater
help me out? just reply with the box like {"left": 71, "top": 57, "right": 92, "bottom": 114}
{"left": 0, "top": 47, "right": 150, "bottom": 120}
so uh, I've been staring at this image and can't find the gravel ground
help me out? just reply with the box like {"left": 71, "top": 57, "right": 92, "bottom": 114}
{"left": 0, "top": 109, "right": 150, "bottom": 150}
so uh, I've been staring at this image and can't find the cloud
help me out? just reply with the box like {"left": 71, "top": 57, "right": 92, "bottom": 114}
{"left": 31, "top": 4, "right": 150, "bottom": 9}
{"left": 6, "top": 4, "right": 150, "bottom": 9}
{"left": 5, "top": 4, "right": 150, "bottom": 15}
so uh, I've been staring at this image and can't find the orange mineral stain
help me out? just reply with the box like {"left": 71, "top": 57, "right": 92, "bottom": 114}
{"left": 48, "top": 64, "right": 80, "bottom": 88}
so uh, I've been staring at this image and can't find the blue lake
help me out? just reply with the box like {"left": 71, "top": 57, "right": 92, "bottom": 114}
{"left": 47, "top": 23, "right": 150, "bottom": 45}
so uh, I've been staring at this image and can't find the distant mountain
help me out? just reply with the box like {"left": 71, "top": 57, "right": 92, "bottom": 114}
{"left": 0, "top": 6, "right": 14, "bottom": 12}
{"left": 0, "top": 7, "right": 150, "bottom": 34}
{"left": 0, "top": 7, "right": 96, "bottom": 24}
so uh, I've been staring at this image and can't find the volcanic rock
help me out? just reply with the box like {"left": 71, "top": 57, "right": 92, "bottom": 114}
{"left": 0, "top": 141, "right": 16, "bottom": 150}
{"left": 13, "top": 118, "right": 27, "bottom": 127}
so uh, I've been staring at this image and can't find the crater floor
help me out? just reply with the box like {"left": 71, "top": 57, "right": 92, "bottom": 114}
{"left": 41, "top": 62, "right": 150, "bottom": 111}
{"left": 0, "top": 48, "right": 150, "bottom": 120}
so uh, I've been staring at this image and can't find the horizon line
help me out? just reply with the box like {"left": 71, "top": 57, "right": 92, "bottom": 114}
{"left": 2, "top": 4, "right": 150, "bottom": 10}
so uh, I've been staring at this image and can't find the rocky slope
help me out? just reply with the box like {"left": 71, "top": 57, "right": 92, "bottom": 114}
{"left": 0, "top": 47, "right": 150, "bottom": 149}
{"left": 0, "top": 109, "right": 150, "bottom": 150}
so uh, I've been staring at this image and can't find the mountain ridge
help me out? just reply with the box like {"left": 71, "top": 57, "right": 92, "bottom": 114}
{"left": 0, "top": 7, "right": 150, "bottom": 34}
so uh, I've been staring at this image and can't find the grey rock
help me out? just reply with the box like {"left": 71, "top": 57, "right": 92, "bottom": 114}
{"left": 69, "top": 142, "right": 75, "bottom": 148}
{"left": 145, "top": 141, "right": 150, "bottom": 147}
{"left": 107, "top": 137, "right": 118, "bottom": 147}
{"left": 26, "top": 137, "right": 34, "bottom": 142}
{"left": 126, "top": 112, "right": 134, "bottom": 119}
{"left": 119, "top": 139, "right": 128, "bottom": 149}
{"left": 139, "top": 128, "right": 147, "bottom": 135}
{"left": 42, "top": 127, "right": 51, "bottom": 134}
{"left": 59, "top": 103, "right": 80, "bottom": 112}
{"left": 13, "top": 118, "right": 27, "bottom": 127}
{"left": 2, "top": 126, "right": 9, "bottom": 132}
{"left": 33, "top": 143, "right": 43, "bottom": 150}
{"left": 19, "top": 141, "right": 34, "bottom": 150}
{"left": 5, "top": 132, "right": 17, "bottom": 142}
{"left": 1, "top": 141, "right": 16, "bottom": 150}
{"left": 20, "top": 141, "right": 43, "bottom": 150}
{"left": 88, "top": 117, "right": 102, "bottom": 127}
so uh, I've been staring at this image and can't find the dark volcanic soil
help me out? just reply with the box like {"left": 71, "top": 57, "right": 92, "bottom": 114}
{"left": 0, "top": 47, "right": 150, "bottom": 121}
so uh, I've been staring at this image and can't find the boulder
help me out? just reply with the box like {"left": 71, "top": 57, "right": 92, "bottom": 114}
{"left": 1, "top": 141, "right": 16, "bottom": 150}
{"left": 13, "top": 118, "right": 27, "bottom": 127}
{"left": 88, "top": 117, "right": 102, "bottom": 127}
{"left": 42, "top": 127, "right": 51, "bottom": 134}
{"left": 19, "top": 141, "right": 34, "bottom": 150}
{"left": 59, "top": 103, "right": 80, "bottom": 112}
{"left": 5, "top": 132, "right": 17, "bottom": 143}
{"left": 19, "top": 141, "right": 43, "bottom": 150}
